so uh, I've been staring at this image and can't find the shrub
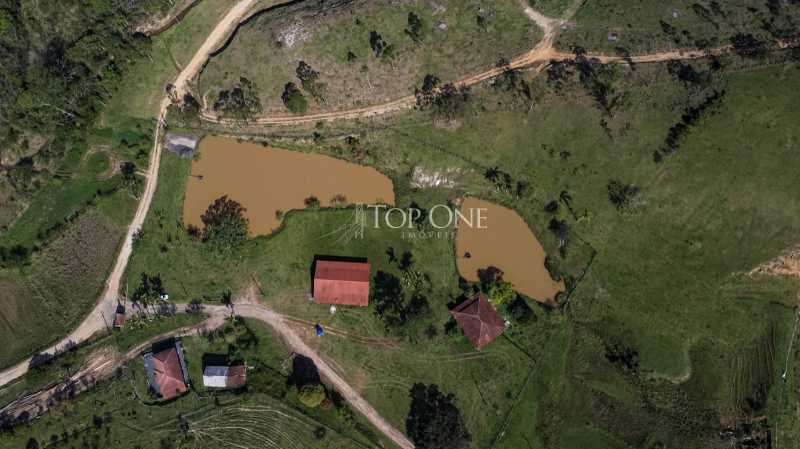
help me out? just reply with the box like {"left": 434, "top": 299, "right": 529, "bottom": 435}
{"left": 298, "top": 384, "right": 326, "bottom": 408}
{"left": 281, "top": 82, "right": 308, "bottom": 114}
{"left": 304, "top": 196, "right": 320, "bottom": 209}
{"left": 607, "top": 180, "right": 643, "bottom": 212}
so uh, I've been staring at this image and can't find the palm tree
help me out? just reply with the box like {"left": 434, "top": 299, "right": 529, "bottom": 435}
{"left": 559, "top": 190, "right": 578, "bottom": 220}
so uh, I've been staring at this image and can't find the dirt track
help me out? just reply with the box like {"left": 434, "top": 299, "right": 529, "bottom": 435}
{"left": 0, "top": 0, "right": 260, "bottom": 389}
{"left": 134, "top": 0, "right": 201, "bottom": 36}
{"left": 229, "top": 304, "right": 415, "bottom": 449}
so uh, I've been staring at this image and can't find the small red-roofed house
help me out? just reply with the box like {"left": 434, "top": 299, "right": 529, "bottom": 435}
{"left": 143, "top": 341, "right": 189, "bottom": 400}
{"left": 313, "top": 259, "right": 371, "bottom": 307}
{"left": 450, "top": 292, "right": 506, "bottom": 350}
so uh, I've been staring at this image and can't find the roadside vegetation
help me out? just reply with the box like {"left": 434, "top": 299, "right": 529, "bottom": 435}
{"left": 198, "top": 0, "right": 541, "bottom": 116}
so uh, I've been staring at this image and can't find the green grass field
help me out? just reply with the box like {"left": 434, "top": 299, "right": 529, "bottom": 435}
{"left": 2, "top": 0, "right": 800, "bottom": 446}
{"left": 555, "top": 0, "right": 800, "bottom": 54}
{"left": 132, "top": 50, "right": 800, "bottom": 447}
{"left": 199, "top": 0, "right": 541, "bottom": 114}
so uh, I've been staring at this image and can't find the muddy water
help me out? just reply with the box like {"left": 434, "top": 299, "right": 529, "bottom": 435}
{"left": 456, "top": 197, "right": 563, "bottom": 303}
{"left": 183, "top": 136, "right": 395, "bottom": 235}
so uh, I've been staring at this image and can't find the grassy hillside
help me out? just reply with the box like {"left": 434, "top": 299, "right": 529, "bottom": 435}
{"left": 555, "top": 0, "right": 800, "bottom": 54}
{"left": 198, "top": 0, "right": 541, "bottom": 115}
{"left": 0, "top": 0, "right": 240, "bottom": 369}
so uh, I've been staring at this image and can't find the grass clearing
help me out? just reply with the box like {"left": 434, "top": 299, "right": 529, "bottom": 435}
{"left": 199, "top": 0, "right": 541, "bottom": 114}
{"left": 555, "top": 0, "right": 800, "bottom": 54}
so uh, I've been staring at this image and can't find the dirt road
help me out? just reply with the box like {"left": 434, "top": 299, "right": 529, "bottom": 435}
{"left": 0, "top": 315, "right": 226, "bottom": 426}
{"left": 0, "top": 0, "right": 260, "bottom": 389}
{"left": 228, "top": 304, "right": 415, "bottom": 449}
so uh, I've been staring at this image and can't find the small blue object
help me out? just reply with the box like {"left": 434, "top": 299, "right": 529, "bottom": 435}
{"left": 315, "top": 324, "right": 324, "bottom": 337}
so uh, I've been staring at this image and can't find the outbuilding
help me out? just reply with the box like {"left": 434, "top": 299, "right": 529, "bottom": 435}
{"left": 202, "top": 363, "right": 247, "bottom": 389}
{"left": 312, "top": 259, "right": 371, "bottom": 307}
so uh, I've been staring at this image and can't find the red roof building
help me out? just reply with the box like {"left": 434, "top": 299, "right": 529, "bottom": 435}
{"left": 144, "top": 342, "right": 189, "bottom": 400}
{"left": 313, "top": 260, "right": 371, "bottom": 306}
{"left": 450, "top": 292, "right": 506, "bottom": 350}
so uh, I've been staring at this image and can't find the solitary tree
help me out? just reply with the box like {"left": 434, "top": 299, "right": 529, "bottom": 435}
{"left": 201, "top": 195, "right": 249, "bottom": 251}
{"left": 406, "top": 384, "right": 471, "bottom": 449}
{"left": 607, "top": 180, "right": 643, "bottom": 212}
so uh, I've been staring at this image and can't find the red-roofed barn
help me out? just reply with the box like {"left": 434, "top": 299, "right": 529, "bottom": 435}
{"left": 313, "top": 259, "right": 371, "bottom": 306}
{"left": 450, "top": 292, "right": 506, "bottom": 350}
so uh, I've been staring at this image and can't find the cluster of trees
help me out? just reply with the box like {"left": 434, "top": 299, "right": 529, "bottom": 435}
{"left": 289, "top": 355, "right": 328, "bottom": 408}
{"left": 483, "top": 166, "right": 530, "bottom": 198}
{"left": 281, "top": 82, "right": 307, "bottom": 114}
{"left": 369, "top": 30, "right": 394, "bottom": 61}
{"left": 0, "top": 244, "right": 30, "bottom": 267}
{"left": 213, "top": 77, "right": 262, "bottom": 119}
{"left": 477, "top": 267, "right": 515, "bottom": 306}
{"left": 280, "top": 60, "right": 325, "bottom": 114}
{"left": 604, "top": 341, "right": 640, "bottom": 374}
{"left": 131, "top": 272, "right": 167, "bottom": 313}
{"left": 296, "top": 60, "right": 323, "bottom": 99}
{"left": 547, "top": 48, "right": 624, "bottom": 116}
{"left": 199, "top": 195, "right": 250, "bottom": 251}
{"left": 666, "top": 60, "right": 713, "bottom": 88}
{"left": 414, "top": 74, "right": 471, "bottom": 121}
{"left": 492, "top": 58, "right": 533, "bottom": 104}
{"left": 406, "top": 384, "right": 471, "bottom": 449}
{"left": 372, "top": 249, "right": 430, "bottom": 335}
{"left": 654, "top": 89, "right": 726, "bottom": 162}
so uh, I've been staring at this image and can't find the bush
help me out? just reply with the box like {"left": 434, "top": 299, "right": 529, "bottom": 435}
{"left": 304, "top": 196, "right": 320, "bottom": 209}
{"left": 281, "top": 82, "right": 308, "bottom": 114}
{"left": 298, "top": 384, "right": 326, "bottom": 408}
{"left": 607, "top": 180, "right": 643, "bottom": 212}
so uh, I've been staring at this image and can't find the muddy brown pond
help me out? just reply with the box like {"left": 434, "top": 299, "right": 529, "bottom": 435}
{"left": 456, "top": 197, "right": 564, "bottom": 303}
{"left": 183, "top": 136, "right": 395, "bottom": 235}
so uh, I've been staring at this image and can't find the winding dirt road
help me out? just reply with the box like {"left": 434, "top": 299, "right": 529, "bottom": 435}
{"left": 0, "top": 0, "right": 260, "bottom": 389}
{"left": 230, "top": 304, "right": 415, "bottom": 449}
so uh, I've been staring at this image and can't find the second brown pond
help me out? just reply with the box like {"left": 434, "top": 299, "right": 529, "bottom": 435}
{"left": 183, "top": 136, "right": 395, "bottom": 235}
{"left": 456, "top": 197, "right": 564, "bottom": 303}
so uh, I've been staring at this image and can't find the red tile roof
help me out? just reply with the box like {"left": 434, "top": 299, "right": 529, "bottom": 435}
{"left": 151, "top": 346, "right": 188, "bottom": 400}
{"left": 225, "top": 364, "right": 247, "bottom": 389}
{"left": 450, "top": 292, "right": 506, "bottom": 350}
{"left": 313, "top": 260, "right": 370, "bottom": 306}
